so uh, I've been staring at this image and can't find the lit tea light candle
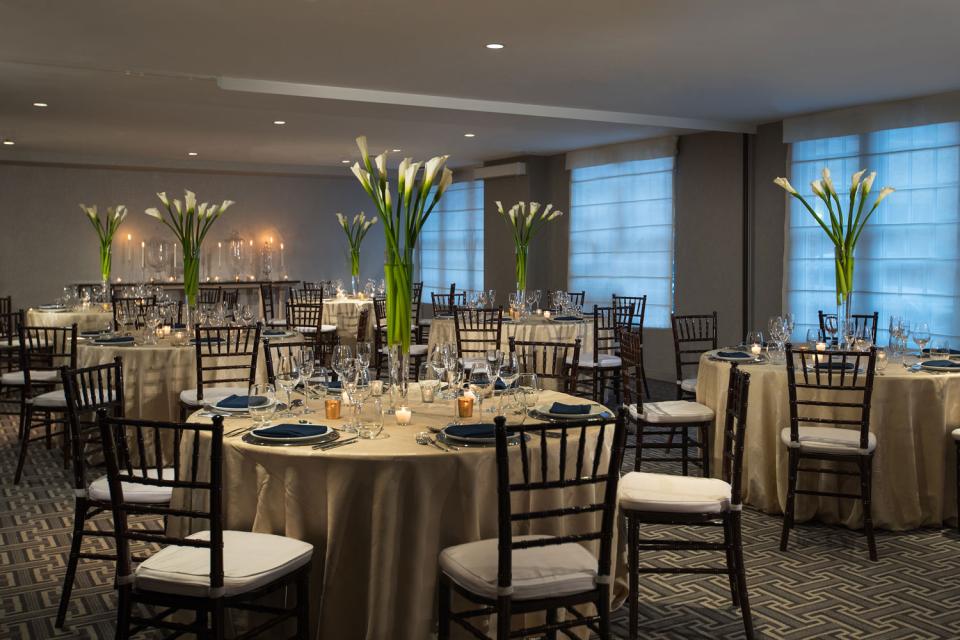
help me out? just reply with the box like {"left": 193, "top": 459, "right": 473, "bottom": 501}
{"left": 325, "top": 398, "right": 342, "bottom": 420}
{"left": 816, "top": 342, "right": 827, "bottom": 352}
{"left": 543, "top": 310, "right": 551, "bottom": 319}
{"left": 457, "top": 396, "right": 474, "bottom": 418}
{"left": 750, "top": 343, "right": 762, "bottom": 357}
{"left": 161, "top": 325, "right": 172, "bottom": 337}
{"left": 395, "top": 406, "right": 412, "bottom": 425}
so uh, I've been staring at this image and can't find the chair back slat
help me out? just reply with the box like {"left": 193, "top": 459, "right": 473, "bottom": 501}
{"left": 454, "top": 307, "right": 503, "bottom": 359}
{"left": 613, "top": 294, "right": 647, "bottom": 336}
{"left": 288, "top": 288, "right": 325, "bottom": 304}
{"left": 198, "top": 287, "right": 222, "bottom": 305}
{"left": 221, "top": 288, "right": 240, "bottom": 309}
{"left": 194, "top": 324, "right": 262, "bottom": 401}
{"left": 286, "top": 302, "right": 325, "bottom": 334}
{"left": 19, "top": 324, "right": 78, "bottom": 386}
{"left": 112, "top": 296, "right": 157, "bottom": 330}
{"left": 260, "top": 283, "right": 277, "bottom": 321}
{"left": 592, "top": 305, "right": 634, "bottom": 358}
{"left": 818, "top": 310, "right": 879, "bottom": 345}
{"left": 263, "top": 337, "right": 333, "bottom": 385}
{"left": 785, "top": 344, "right": 876, "bottom": 451}
{"left": 98, "top": 411, "right": 225, "bottom": 594}
{"left": 509, "top": 336, "right": 581, "bottom": 394}
{"left": 671, "top": 312, "right": 718, "bottom": 391}
{"left": 494, "top": 412, "right": 627, "bottom": 595}
{"left": 356, "top": 307, "right": 371, "bottom": 343}
{"left": 720, "top": 365, "right": 751, "bottom": 505}
{"left": 62, "top": 357, "right": 125, "bottom": 489}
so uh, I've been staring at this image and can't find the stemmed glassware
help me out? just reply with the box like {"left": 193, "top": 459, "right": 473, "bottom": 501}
{"left": 240, "top": 304, "right": 254, "bottom": 326}
{"left": 913, "top": 322, "right": 931, "bottom": 356}
{"left": 331, "top": 345, "right": 353, "bottom": 384}
{"left": 497, "top": 351, "right": 520, "bottom": 413}
{"left": 275, "top": 355, "right": 301, "bottom": 417}
{"left": 248, "top": 383, "right": 277, "bottom": 427}
{"left": 299, "top": 347, "right": 315, "bottom": 413}
{"left": 349, "top": 368, "right": 372, "bottom": 433}
{"left": 355, "top": 342, "right": 373, "bottom": 371}
{"left": 467, "top": 363, "right": 493, "bottom": 417}
{"left": 841, "top": 318, "right": 860, "bottom": 351}
{"left": 144, "top": 307, "right": 161, "bottom": 344}
{"left": 515, "top": 373, "right": 540, "bottom": 415}
{"left": 484, "top": 350, "right": 503, "bottom": 412}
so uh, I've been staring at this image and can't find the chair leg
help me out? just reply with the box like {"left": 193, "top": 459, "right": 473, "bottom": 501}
{"left": 635, "top": 424, "right": 645, "bottom": 472}
{"left": 860, "top": 455, "right": 878, "bottom": 561}
{"left": 681, "top": 426, "right": 689, "bottom": 477}
{"left": 732, "top": 512, "right": 754, "bottom": 639}
{"left": 627, "top": 515, "right": 639, "bottom": 640}
{"left": 639, "top": 350, "right": 651, "bottom": 399}
{"left": 14, "top": 402, "right": 35, "bottom": 484}
{"left": 591, "top": 368, "right": 599, "bottom": 403}
{"left": 496, "top": 596, "right": 511, "bottom": 640}
{"left": 195, "top": 607, "right": 210, "bottom": 640}
{"left": 723, "top": 515, "right": 740, "bottom": 608}
{"left": 546, "top": 608, "right": 558, "bottom": 640}
{"left": 437, "top": 574, "right": 451, "bottom": 640}
{"left": 780, "top": 449, "right": 799, "bottom": 551}
{"left": 956, "top": 441, "right": 960, "bottom": 530}
{"left": 700, "top": 422, "right": 711, "bottom": 478}
{"left": 612, "top": 368, "right": 622, "bottom": 405}
{"left": 56, "top": 499, "right": 89, "bottom": 628}
{"left": 211, "top": 599, "right": 225, "bottom": 640}
{"left": 296, "top": 567, "right": 310, "bottom": 640}
{"left": 597, "top": 583, "right": 611, "bottom": 640}
{"left": 115, "top": 587, "right": 132, "bottom": 640}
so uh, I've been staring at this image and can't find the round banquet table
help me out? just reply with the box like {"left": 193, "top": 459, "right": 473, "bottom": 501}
{"left": 696, "top": 351, "right": 960, "bottom": 530}
{"left": 26, "top": 306, "right": 113, "bottom": 332}
{"left": 427, "top": 315, "right": 594, "bottom": 356}
{"left": 323, "top": 297, "right": 374, "bottom": 344}
{"left": 168, "top": 388, "right": 627, "bottom": 640}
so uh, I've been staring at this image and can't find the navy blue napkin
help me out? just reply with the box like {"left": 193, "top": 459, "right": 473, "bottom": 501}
{"left": 263, "top": 328, "right": 287, "bottom": 336}
{"left": 549, "top": 402, "right": 592, "bottom": 415}
{"left": 80, "top": 330, "right": 105, "bottom": 337}
{"left": 94, "top": 336, "right": 135, "bottom": 344}
{"left": 814, "top": 361, "right": 856, "bottom": 371}
{"left": 494, "top": 379, "right": 518, "bottom": 391}
{"left": 922, "top": 359, "right": 960, "bottom": 368}
{"left": 215, "top": 394, "right": 267, "bottom": 409}
{"left": 445, "top": 423, "right": 498, "bottom": 439}
{"left": 717, "top": 351, "right": 752, "bottom": 359}
{"left": 173, "top": 323, "right": 186, "bottom": 329}
{"left": 254, "top": 423, "right": 328, "bottom": 438}
{"left": 922, "top": 348, "right": 960, "bottom": 355}
{"left": 325, "top": 380, "right": 342, "bottom": 390}
{"left": 553, "top": 316, "right": 580, "bottom": 321}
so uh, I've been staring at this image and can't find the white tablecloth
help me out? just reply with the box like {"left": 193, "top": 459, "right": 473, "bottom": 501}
{"left": 696, "top": 352, "right": 960, "bottom": 530}
{"left": 169, "top": 389, "right": 626, "bottom": 639}
{"left": 427, "top": 316, "right": 594, "bottom": 357}
{"left": 26, "top": 307, "right": 113, "bottom": 332}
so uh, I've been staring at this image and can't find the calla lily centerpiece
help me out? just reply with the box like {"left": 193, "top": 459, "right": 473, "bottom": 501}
{"left": 80, "top": 203, "right": 128, "bottom": 287}
{"left": 145, "top": 190, "right": 234, "bottom": 314}
{"left": 496, "top": 201, "right": 564, "bottom": 292}
{"left": 774, "top": 168, "right": 894, "bottom": 318}
{"left": 350, "top": 136, "right": 452, "bottom": 353}
{"left": 335, "top": 212, "right": 377, "bottom": 292}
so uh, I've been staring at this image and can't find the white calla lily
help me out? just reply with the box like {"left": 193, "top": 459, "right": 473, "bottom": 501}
{"left": 436, "top": 168, "right": 453, "bottom": 196}
{"left": 374, "top": 152, "right": 388, "bottom": 178}
{"left": 157, "top": 192, "right": 169, "bottom": 206}
{"left": 356, "top": 136, "right": 369, "bottom": 161}
{"left": 861, "top": 172, "right": 876, "bottom": 194}
{"left": 851, "top": 169, "right": 867, "bottom": 190}
{"left": 184, "top": 190, "right": 196, "bottom": 213}
{"left": 773, "top": 177, "right": 798, "bottom": 195}
{"left": 874, "top": 186, "right": 895, "bottom": 205}
{"left": 810, "top": 180, "right": 825, "bottom": 198}
{"left": 145, "top": 207, "right": 163, "bottom": 220}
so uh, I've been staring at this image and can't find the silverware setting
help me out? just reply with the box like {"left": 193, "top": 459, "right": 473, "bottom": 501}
{"left": 313, "top": 437, "right": 358, "bottom": 451}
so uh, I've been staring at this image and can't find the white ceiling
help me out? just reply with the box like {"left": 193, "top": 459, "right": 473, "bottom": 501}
{"left": 1, "top": 0, "right": 959, "bottom": 173}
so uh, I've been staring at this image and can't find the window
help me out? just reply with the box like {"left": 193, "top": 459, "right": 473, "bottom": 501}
{"left": 417, "top": 180, "right": 484, "bottom": 293}
{"left": 787, "top": 122, "right": 960, "bottom": 344}
{"left": 568, "top": 156, "right": 675, "bottom": 327}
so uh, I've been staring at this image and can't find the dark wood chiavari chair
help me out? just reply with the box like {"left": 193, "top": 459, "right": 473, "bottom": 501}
{"left": 0, "top": 295, "right": 10, "bottom": 316}
{"left": 178, "top": 324, "right": 262, "bottom": 420}
{"left": 373, "top": 296, "right": 388, "bottom": 379}
{"left": 621, "top": 329, "right": 714, "bottom": 477}
{"left": 112, "top": 295, "right": 157, "bottom": 330}
{"left": 782, "top": 344, "right": 879, "bottom": 560}
{"left": 454, "top": 307, "right": 503, "bottom": 367}
{"left": 671, "top": 312, "right": 718, "bottom": 400}
{"left": 263, "top": 338, "right": 320, "bottom": 387}
{"left": 954, "top": 429, "right": 960, "bottom": 531}
{"left": 0, "top": 308, "right": 22, "bottom": 372}
{"left": 286, "top": 302, "right": 328, "bottom": 338}
{"left": 547, "top": 290, "right": 586, "bottom": 309}
{"left": 508, "top": 336, "right": 581, "bottom": 394}
{"left": 613, "top": 294, "right": 650, "bottom": 398}
{"left": 411, "top": 281, "right": 424, "bottom": 342}
{"left": 198, "top": 286, "right": 222, "bottom": 305}
{"left": 576, "top": 304, "right": 633, "bottom": 404}
{"left": 289, "top": 287, "right": 325, "bottom": 304}
{"left": 438, "top": 411, "right": 627, "bottom": 640}
{"left": 96, "top": 411, "right": 313, "bottom": 639}
{"left": 818, "top": 310, "right": 879, "bottom": 345}
{"left": 56, "top": 358, "right": 132, "bottom": 627}
{"left": 620, "top": 364, "right": 753, "bottom": 639}
{"left": 12, "top": 323, "right": 78, "bottom": 483}
{"left": 260, "top": 282, "right": 282, "bottom": 326}
{"left": 221, "top": 288, "right": 240, "bottom": 309}
{"left": 301, "top": 281, "right": 319, "bottom": 290}
{"left": 356, "top": 306, "right": 371, "bottom": 343}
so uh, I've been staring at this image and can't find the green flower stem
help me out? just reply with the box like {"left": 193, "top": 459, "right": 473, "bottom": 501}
{"left": 183, "top": 252, "right": 201, "bottom": 307}
{"left": 99, "top": 244, "right": 112, "bottom": 282}
{"left": 350, "top": 249, "right": 361, "bottom": 278}
{"left": 384, "top": 259, "right": 413, "bottom": 352}
{"left": 515, "top": 244, "right": 528, "bottom": 291}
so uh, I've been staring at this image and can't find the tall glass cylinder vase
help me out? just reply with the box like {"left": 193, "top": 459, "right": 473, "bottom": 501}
{"left": 386, "top": 345, "right": 409, "bottom": 414}
{"left": 183, "top": 249, "right": 201, "bottom": 331}
{"left": 99, "top": 244, "right": 112, "bottom": 304}
{"left": 350, "top": 249, "right": 361, "bottom": 296}
{"left": 515, "top": 245, "right": 528, "bottom": 293}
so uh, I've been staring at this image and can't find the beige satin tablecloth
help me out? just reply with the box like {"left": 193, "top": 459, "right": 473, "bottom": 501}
{"left": 170, "top": 389, "right": 627, "bottom": 640}
{"left": 323, "top": 298, "right": 374, "bottom": 344}
{"left": 26, "top": 307, "right": 113, "bottom": 332}
{"left": 696, "top": 352, "right": 960, "bottom": 530}
{"left": 428, "top": 316, "right": 594, "bottom": 356}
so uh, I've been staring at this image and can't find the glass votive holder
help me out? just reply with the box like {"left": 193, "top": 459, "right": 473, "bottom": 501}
{"left": 419, "top": 381, "right": 438, "bottom": 403}
{"left": 457, "top": 395, "right": 474, "bottom": 419}
{"left": 876, "top": 349, "right": 888, "bottom": 372}
{"left": 395, "top": 405, "right": 412, "bottom": 425}
{"left": 325, "top": 398, "right": 342, "bottom": 420}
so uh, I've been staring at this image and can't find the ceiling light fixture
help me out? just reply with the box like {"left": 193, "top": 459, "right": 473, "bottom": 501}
{"left": 341, "top": 159, "right": 351, "bottom": 164}
{"left": 187, "top": 151, "right": 198, "bottom": 156}
{"left": 32, "top": 102, "right": 48, "bottom": 108}
{"left": 2, "top": 140, "right": 15, "bottom": 146}
{"left": 485, "top": 43, "right": 504, "bottom": 50}
{"left": 464, "top": 133, "right": 476, "bottom": 138}
{"left": 273, "top": 120, "right": 286, "bottom": 125}
{"left": 392, "top": 148, "right": 402, "bottom": 152}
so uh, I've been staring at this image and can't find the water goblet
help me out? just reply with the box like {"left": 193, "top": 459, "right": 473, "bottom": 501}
{"left": 275, "top": 355, "right": 301, "bottom": 417}
{"left": 516, "top": 373, "right": 540, "bottom": 415}
{"left": 418, "top": 362, "right": 439, "bottom": 403}
{"left": 248, "top": 384, "right": 277, "bottom": 427}
{"left": 467, "top": 363, "right": 493, "bottom": 417}
{"left": 912, "top": 322, "right": 931, "bottom": 356}
{"left": 298, "top": 347, "right": 316, "bottom": 413}
{"left": 355, "top": 342, "right": 373, "bottom": 370}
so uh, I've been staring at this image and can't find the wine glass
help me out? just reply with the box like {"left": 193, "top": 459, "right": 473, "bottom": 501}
{"left": 913, "top": 322, "right": 931, "bottom": 356}
{"left": 115, "top": 306, "right": 128, "bottom": 335}
{"left": 497, "top": 351, "right": 520, "bottom": 413}
{"left": 467, "top": 363, "right": 493, "bottom": 417}
{"left": 240, "top": 304, "right": 254, "bottom": 326}
{"left": 484, "top": 350, "right": 503, "bottom": 412}
{"left": 331, "top": 345, "right": 353, "bottom": 383}
{"left": 144, "top": 307, "right": 161, "bottom": 344}
{"left": 350, "top": 368, "right": 372, "bottom": 432}
{"left": 248, "top": 384, "right": 277, "bottom": 427}
{"left": 805, "top": 328, "right": 820, "bottom": 350}
{"left": 275, "top": 355, "right": 301, "bottom": 417}
{"left": 355, "top": 342, "right": 373, "bottom": 370}
{"left": 841, "top": 318, "right": 860, "bottom": 351}
{"left": 515, "top": 373, "right": 540, "bottom": 415}
{"left": 429, "top": 343, "right": 447, "bottom": 382}
{"left": 299, "top": 347, "right": 316, "bottom": 413}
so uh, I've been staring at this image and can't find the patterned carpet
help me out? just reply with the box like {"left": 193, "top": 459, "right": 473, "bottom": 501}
{"left": 1, "top": 383, "right": 959, "bottom": 639}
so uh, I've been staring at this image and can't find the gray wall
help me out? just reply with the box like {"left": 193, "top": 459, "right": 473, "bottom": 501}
{"left": 0, "top": 162, "right": 378, "bottom": 307}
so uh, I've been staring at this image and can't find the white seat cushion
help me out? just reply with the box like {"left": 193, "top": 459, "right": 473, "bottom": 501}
{"left": 267, "top": 319, "right": 286, "bottom": 327}
{"left": 1, "top": 370, "right": 59, "bottom": 385}
{"left": 780, "top": 426, "right": 877, "bottom": 454}
{"left": 439, "top": 535, "right": 598, "bottom": 601}
{"left": 619, "top": 471, "right": 732, "bottom": 513}
{"left": 180, "top": 386, "right": 250, "bottom": 406}
{"left": 628, "top": 401, "right": 714, "bottom": 424}
{"left": 952, "top": 428, "right": 960, "bottom": 441}
{"left": 568, "top": 354, "right": 621, "bottom": 369}
{"left": 680, "top": 377, "right": 697, "bottom": 393}
{"left": 31, "top": 389, "right": 68, "bottom": 408}
{"left": 135, "top": 530, "right": 313, "bottom": 598}
{"left": 293, "top": 324, "right": 337, "bottom": 333}
{"left": 87, "top": 467, "right": 176, "bottom": 504}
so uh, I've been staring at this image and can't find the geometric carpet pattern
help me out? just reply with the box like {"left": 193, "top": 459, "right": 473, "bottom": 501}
{"left": 2, "top": 381, "right": 959, "bottom": 639}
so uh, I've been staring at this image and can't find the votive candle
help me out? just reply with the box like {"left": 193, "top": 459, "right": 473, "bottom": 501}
{"left": 325, "top": 398, "right": 342, "bottom": 420}
{"left": 395, "top": 406, "right": 412, "bottom": 425}
{"left": 457, "top": 396, "right": 474, "bottom": 418}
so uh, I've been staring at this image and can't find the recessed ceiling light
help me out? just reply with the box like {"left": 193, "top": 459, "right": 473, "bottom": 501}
{"left": 392, "top": 148, "right": 402, "bottom": 152}
{"left": 485, "top": 43, "right": 504, "bottom": 50}
{"left": 187, "top": 151, "right": 198, "bottom": 156}
{"left": 341, "top": 159, "right": 351, "bottom": 164}
{"left": 2, "top": 140, "right": 15, "bottom": 146}
{"left": 464, "top": 133, "right": 476, "bottom": 138}
{"left": 32, "top": 102, "right": 48, "bottom": 108}
{"left": 273, "top": 120, "right": 286, "bottom": 125}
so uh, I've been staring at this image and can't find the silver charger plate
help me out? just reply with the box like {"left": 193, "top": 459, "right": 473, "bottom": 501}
{"left": 242, "top": 428, "right": 338, "bottom": 447}
{"left": 919, "top": 362, "right": 960, "bottom": 372}
{"left": 527, "top": 408, "right": 615, "bottom": 423}
{"left": 436, "top": 429, "right": 528, "bottom": 448}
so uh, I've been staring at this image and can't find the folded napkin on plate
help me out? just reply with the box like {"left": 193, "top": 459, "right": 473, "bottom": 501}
{"left": 263, "top": 328, "right": 287, "bottom": 336}
{"left": 81, "top": 330, "right": 105, "bottom": 337}
{"left": 215, "top": 394, "right": 266, "bottom": 409}
{"left": 94, "top": 336, "right": 135, "bottom": 344}
{"left": 717, "top": 351, "right": 752, "bottom": 359}
{"left": 445, "top": 423, "right": 499, "bottom": 439}
{"left": 921, "top": 359, "right": 960, "bottom": 368}
{"left": 325, "top": 380, "right": 342, "bottom": 390}
{"left": 494, "top": 379, "right": 518, "bottom": 391}
{"left": 254, "top": 423, "right": 328, "bottom": 438}
{"left": 39, "top": 304, "right": 64, "bottom": 310}
{"left": 813, "top": 361, "right": 856, "bottom": 371}
{"left": 553, "top": 316, "right": 580, "bottom": 321}
{"left": 549, "top": 402, "right": 592, "bottom": 415}
{"left": 172, "top": 323, "right": 186, "bottom": 329}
